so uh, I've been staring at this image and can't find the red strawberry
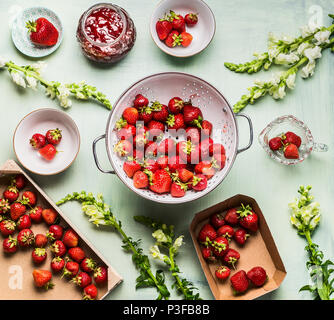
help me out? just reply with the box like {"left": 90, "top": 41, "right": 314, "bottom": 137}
{"left": 165, "top": 30, "right": 179, "bottom": 47}
{"left": 10, "top": 203, "right": 26, "bottom": 221}
{"left": 45, "top": 128, "right": 62, "bottom": 145}
{"left": 114, "top": 140, "right": 133, "bottom": 157}
{"left": 157, "top": 138, "right": 176, "bottom": 155}
{"left": 143, "top": 159, "right": 159, "bottom": 173}
{"left": 170, "top": 11, "right": 185, "bottom": 32}
{"left": 157, "top": 155, "right": 169, "bottom": 169}
{"left": 201, "top": 246, "right": 216, "bottom": 261}
{"left": 133, "top": 171, "right": 149, "bottom": 189}
{"left": 210, "top": 213, "right": 225, "bottom": 229}
{"left": 195, "top": 161, "right": 213, "bottom": 177}
{"left": 68, "top": 247, "right": 85, "bottom": 263}
{"left": 122, "top": 107, "right": 139, "bottom": 125}
{"left": 32, "top": 248, "right": 47, "bottom": 264}
{"left": 116, "top": 124, "right": 136, "bottom": 140}
{"left": 269, "top": 137, "right": 282, "bottom": 151}
{"left": 22, "top": 191, "right": 37, "bottom": 206}
{"left": 39, "top": 144, "right": 57, "bottom": 161}
{"left": 3, "top": 236, "right": 18, "bottom": 253}
{"left": 30, "top": 133, "right": 46, "bottom": 149}
{"left": 83, "top": 284, "right": 98, "bottom": 300}
{"left": 35, "top": 234, "right": 48, "bottom": 248}
{"left": 177, "top": 141, "right": 200, "bottom": 164}
{"left": 123, "top": 160, "right": 141, "bottom": 178}
{"left": 211, "top": 236, "right": 229, "bottom": 257}
{"left": 247, "top": 266, "right": 267, "bottom": 287}
{"left": 178, "top": 168, "right": 193, "bottom": 183}
{"left": 29, "top": 206, "right": 43, "bottom": 223}
{"left": 171, "top": 182, "right": 187, "bottom": 198}
{"left": 47, "top": 224, "right": 64, "bottom": 241}
{"left": 199, "top": 138, "right": 213, "bottom": 160}
{"left": 71, "top": 271, "right": 92, "bottom": 288}
{"left": 0, "top": 220, "right": 16, "bottom": 236}
{"left": 201, "top": 120, "right": 213, "bottom": 137}
{"left": 145, "top": 141, "right": 158, "bottom": 158}
{"left": 132, "top": 149, "right": 144, "bottom": 162}
{"left": 175, "top": 32, "right": 193, "bottom": 47}
{"left": 284, "top": 144, "right": 299, "bottom": 159}
{"left": 139, "top": 106, "right": 153, "bottom": 124}
{"left": 168, "top": 155, "right": 187, "bottom": 173}
{"left": 149, "top": 169, "right": 172, "bottom": 194}
{"left": 0, "top": 199, "right": 10, "bottom": 214}
{"left": 211, "top": 143, "right": 226, "bottom": 157}
{"left": 62, "top": 261, "right": 79, "bottom": 278}
{"left": 80, "top": 258, "right": 97, "bottom": 273}
{"left": 12, "top": 174, "right": 26, "bottom": 190}
{"left": 237, "top": 204, "right": 259, "bottom": 232}
{"left": 51, "top": 240, "right": 66, "bottom": 257}
{"left": 217, "top": 225, "right": 234, "bottom": 241}
{"left": 63, "top": 229, "right": 79, "bottom": 248}
{"left": 3, "top": 186, "right": 19, "bottom": 203}
{"left": 234, "top": 228, "right": 249, "bottom": 245}
{"left": 198, "top": 223, "right": 217, "bottom": 243}
{"left": 166, "top": 114, "right": 185, "bottom": 131}
{"left": 230, "top": 270, "right": 249, "bottom": 294}
{"left": 223, "top": 249, "right": 240, "bottom": 268}
{"left": 185, "top": 13, "right": 198, "bottom": 26}
{"left": 152, "top": 102, "right": 169, "bottom": 122}
{"left": 156, "top": 19, "right": 173, "bottom": 41}
{"left": 225, "top": 208, "right": 239, "bottom": 226}
{"left": 168, "top": 97, "right": 184, "bottom": 114}
{"left": 191, "top": 174, "right": 207, "bottom": 191}
{"left": 51, "top": 256, "right": 65, "bottom": 273}
{"left": 133, "top": 133, "right": 148, "bottom": 149}
{"left": 17, "top": 228, "right": 34, "bottom": 247}
{"left": 94, "top": 266, "right": 108, "bottom": 285}
{"left": 133, "top": 94, "right": 149, "bottom": 109}
{"left": 42, "top": 208, "right": 58, "bottom": 225}
{"left": 215, "top": 266, "right": 230, "bottom": 280}
{"left": 183, "top": 105, "right": 203, "bottom": 127}
{"left": 186, "top": 127, "right": 201, "bottom": 145}
{"left": 147, "top": 120, "right": 165, "bottom": 139}
{"left": 282, "top": 131, "right": 301, "bottom": 148}
{"left": 17, "top": 214, "right": 32, "bottom": 230}
{"left": 26, "top": 18, "right": 59, "bottom": 46}
{"left": 32, "top": 269, "right": 54, "bottom": 290}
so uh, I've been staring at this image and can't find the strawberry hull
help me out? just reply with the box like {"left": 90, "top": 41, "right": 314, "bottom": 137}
{"left": 190, "top": 194, "right": 286, "bottom": 300}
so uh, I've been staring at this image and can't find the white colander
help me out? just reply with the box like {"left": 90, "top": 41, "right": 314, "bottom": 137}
{"left": 93, "top": 72, "right": 253, "bottom": 204}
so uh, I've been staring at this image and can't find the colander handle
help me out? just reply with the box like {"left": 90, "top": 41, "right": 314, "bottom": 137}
{"left": 92, "top": 134, "right": 115, "bottom": 174}
{"left": 236, "top": 113, "right": 253, "bottom": 154}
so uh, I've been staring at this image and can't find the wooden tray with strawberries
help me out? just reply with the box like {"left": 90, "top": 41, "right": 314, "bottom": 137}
{"left": 0, "top": 160, "right": 122, "bottom": 300}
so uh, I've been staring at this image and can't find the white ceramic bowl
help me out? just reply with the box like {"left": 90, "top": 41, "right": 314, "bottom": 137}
{"left": 150, "top": 0, "right": 216, "bottom": 57}
{"left": 13, "top": 108, "right": 80, "bottom": 175}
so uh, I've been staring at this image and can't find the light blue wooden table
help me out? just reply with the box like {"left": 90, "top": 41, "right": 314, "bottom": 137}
{"left": 0, "top": 0, "right": 333, "bottom": 300}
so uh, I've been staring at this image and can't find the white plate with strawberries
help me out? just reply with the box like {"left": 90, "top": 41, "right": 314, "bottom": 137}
{"left": 13, "top": 108, "right": 80, "bottom": 175}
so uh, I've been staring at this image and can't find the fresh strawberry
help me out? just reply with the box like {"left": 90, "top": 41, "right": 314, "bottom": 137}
{"left": 139, "top": 106, "right": 153, "bottom": 124}
{"left": 210, "top": 213, "right": 225, "bottom": 229}
{"left": 3, "top": 236, "right": 18, "bottom": 253}
{"left": 47, "top": 224, "right": 64, "bottom": 241}
{"left": 186, "top": 127, "right": 201, "bottom": 145}
{"left": 282, "top": 131, "right": 302, "bottom": 148}
{"left": 133, "top": 134, "right": 148, "bottom": 149}
{"left": 225, "top": 208, "right": 239, "bottom": 225}
{"left": 215, "top": 266, "right": 231, "bottom": 280}
{"left": 68, "top": 247, "right": 85, "bottom": 263}
{"left": 46, "top": 128, "right": 62, "bottom": 145}
{"left": 171, "top": 182, "right": 187, "bottom": 198}
{"left": 29, "top": 206, "right": 43, "bottom": 223}
{"left": 217, "top": 225, "right": 234, "bottom": 240}
{"left": 145, "top": 141, "right": 158, "bottom": 158}
{"left": 22, "top": 191, "right": 37, "bottom": 206}
{"left": 156, "top": 19, "right": 173, "bottom": 41}
{"left": 211, "top": 143, "right": 226, "bottom": 157}
{"left": 94, "top": 266, "right": 108, "bottom": 285}
{"left": 12, "top": 174, "right": 26, "bottom": 190}
{"left": 179, "top": 32, "right": 193, "bottom": 47}
{"left": 269, "top": 137, "right": 282, "bottom": 151}
{"left": 230, "top": 270, "right": 249, "bottom": 294}
{"left": 32, "top": 269, "right": 54, "bottom": 290}
{"left": 198, "top": 223, "right": 217, "bottom": 243}
{"left": 166, "top": 114, "right": 185, "bottom": 131}
{"left": 234, "top": 228, "right": 249, "bottom": 245}
{"left": 185, "top": 13, "right": 198, "bottom": 26}
{"left": 168, "top": 155, "right": 187, "bottom": 173}
{"left": 32, "top": 248, "right": 47, "bottom": 264}
{"left": 143, "top": 159, "right": 159, "bottom": 173}
{"left": 123, "top": 160, "right": 141, "bottom": 178}
{"left": 114, "top": 140, "right": 133, "bottom": 157}
{"left": 152, "top": 102, "right": 169, "bottom": 122}
{"left": 63, "top": 229, "right": 79, "bottom": 248}
{"left": 0, "top": 199, "right": 10, "bottom": 214}
{"left": 0, "top": 219, "right": 16, "bottom": 236}
{"left": 116, "top": 124, "right": 136, "bottom": 140}
{"left": 133, "top": 94, "right": 149, "bottom": 109}
{"left": 122, "top": 107, "right": 139, "bottom": 125}
{"left": 157, "top": 155, "right": 169, "bottom": 169}
{"left": 170, "top": 11, "right": 186, "bottom": 32}
{"left": 17, "top": 214, "right": 31, "bottom": 230}
{"left": 247, "top": 266, "right": 267, "bottom": 287}
{"left": 81, "top": 258, "right": 97, "bottom": 273}
{"left": 201, "top": 246, "right": 216, "bottom": 261}
{"left": 17, "top": 228, "right": 34, "bottom": 247}
{"left": 26, "top": 17, "right": 58, "bottom": 46}
{"left": 133, "top": 171, "right": 149, "bottom": 189}
{"left": 51, "top": 256, "right": 65, "bottom": 273}
{"left": 83, "top": 284, "right": 98, "bottom": 300}
{"left": 10, "top": 203, "right": 26, "bottom": 221}
{"left": 237, "top": 204, "right": 259, "bottom": 232}
{"left": 132, "top": 149, "right": 144, "bottom": 162}
{"left": 147, "top": 120, "right": 165, "bottom": 139}
{"left": 51, "top": 240, "right": 66, "bottom": 257}
{"left": 157, "top": 138, "right": 176, "bottom": 155}
{"left": 199, "top": 138, "right": 213, "bottom": 160}
{"left": 284, "top": 144, "right": 299, "bottom": 159}
{"left": 177, "top": 168, "right": 193, "bottom": 183}
{"left": 201, "top": 120, "right": 213, "bottom": 137}
{"left": 223, "top": 249, "right": 240, "bottom": 269}
{"left": 168, "top": 97, "right": 184, "bottom": 114}
{"left": 177, "top": 141, "right": 200, "bottom": 164}
{"left": 165, "top": 30, "right": 179, "bottom": 47}
{"left": 191, "top": 174, "right": 207, "bottom": 191}
{"left": 149, "top": 169, "right": 172, "bottom": 194}
{"left": 62, "top": 261, "right": 79, "bottom": 278}
{"left": 195, "top": 161, "right": 213, "bottom": 177}
{"left": 39, "top": 144, "right": 57, "bottom": 161}
{"left": 30, "top": 133, "right": 46, "bottom": 149}
{"left": 42, "top": 208, "right": 58, "bottom": 225}
{"left": 211, "top": 236, "right": 229, "bottom": 257}
{"left": 3, "top": 186, "right": 19, "bottom": 203}
{"left": 35, "top": 234, "right": 48, "bottom": 248}
{"left": 183, "top": 106, "right": 203, "bottom": 128}
{"left": 71, "top": 271, "right": 92, "bottom": 288}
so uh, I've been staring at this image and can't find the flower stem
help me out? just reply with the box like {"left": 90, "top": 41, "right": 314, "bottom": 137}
{"left": 168, "top": 247, "right": 188, "bottom": 298}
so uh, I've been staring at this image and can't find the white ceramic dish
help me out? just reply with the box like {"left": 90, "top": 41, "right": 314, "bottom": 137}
{"left": 13, "top": 108, "right": 80, "bottom": 175}
{"left": 150, "top": 0, "right": 216, "bottom": 57}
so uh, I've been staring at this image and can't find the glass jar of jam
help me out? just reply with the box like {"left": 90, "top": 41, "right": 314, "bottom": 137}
{"left": 76, "top": 3, "right": 136, "bottom": 63}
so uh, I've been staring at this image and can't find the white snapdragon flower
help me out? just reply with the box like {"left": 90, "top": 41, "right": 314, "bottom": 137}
{"left": 270, "top": 83, "right": 286, "bottom": 100}
{"left": 31, "top": 61, "right": 47, "bottom": 74}
{"left": 150, "top": 245, "right": 169, "bottom": 262}
{"left": 268, "top": 47, "right": 280, "bottom": 61}
{"left": 26, "top": 76, "right": 38, "bottom": 89}
{"left": 57, "top": 84, "right": 72, "bottom": 108}
{"left": 152, "top": 229, "right": 169, "bottom": 244}
{"left": 314, "top": 30, "right": 331, "bottom": 45}
{"left": 45, "top": 85, "right": 56, "bottom": 99}
{"left": 304, "top": 46, "right": 322, "bottom": 61}
{"left": 300, "top": 60, "right": 316, "bottom": 78}
{"left": 275, "top": 52, "right": 299, "bottom": 65}
{"left": 10, "top": 71, "right": 26, "bottom": 88}
{"left": 297, "top": 42, "right": 312, "bottom": 55}
{"left": 280, "top": 34, "right": 295, "bottom": 44}
{"left": 286, "top": 72, "right": 296, "bottom": 89}
{"left": 75, "top": 91, "right": 87, "bottom": 100}
{"left": 0, "top": 56, "right": 7, "bottom": 68}
{"left": 300, "top": 24, "right": 319, "bottom": 37}
{"left": 172, "top": 236, "right": 184, "bottom": 252}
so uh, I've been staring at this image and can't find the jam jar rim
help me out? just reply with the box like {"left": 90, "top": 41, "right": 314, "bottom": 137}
{"left": 81, "top": 2, "right": 128, "bottom": 47}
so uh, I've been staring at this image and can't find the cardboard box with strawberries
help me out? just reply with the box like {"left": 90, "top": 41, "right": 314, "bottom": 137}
{"left": 190, "top": 194, "right": 286, "bottom": 300}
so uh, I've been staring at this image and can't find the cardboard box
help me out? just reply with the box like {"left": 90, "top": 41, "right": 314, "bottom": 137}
{"left": 0, "top": 160, "right": 122, "bottom": 300}
{"left": 190, "top": 194, "right": 286, "bottom": 300}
